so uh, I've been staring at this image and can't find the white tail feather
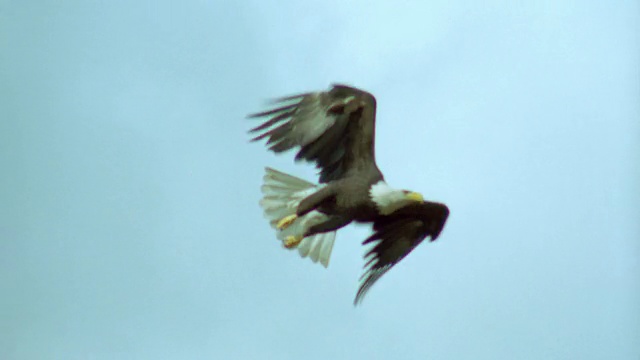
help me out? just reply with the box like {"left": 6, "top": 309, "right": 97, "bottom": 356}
{"left": 259, "top": 167, "right": 336, "bottom": 268}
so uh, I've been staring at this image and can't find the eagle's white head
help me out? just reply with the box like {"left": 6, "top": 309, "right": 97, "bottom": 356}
{"left": 369, "top": 181, "right": 424, "bottom": 215}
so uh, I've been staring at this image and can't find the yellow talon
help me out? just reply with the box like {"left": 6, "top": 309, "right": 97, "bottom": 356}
{"left": 284, "top": 235, "right": 303, "bottom": 249}
{"left": 276, "top": 214, "right": 298, "bottom": 230}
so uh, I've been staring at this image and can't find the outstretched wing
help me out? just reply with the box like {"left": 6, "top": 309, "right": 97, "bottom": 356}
{"left": 355, "top": 201, "right": 450, "bottom": 305}
{"left": 248, "top": 84, "right": 380, "bottom": 183}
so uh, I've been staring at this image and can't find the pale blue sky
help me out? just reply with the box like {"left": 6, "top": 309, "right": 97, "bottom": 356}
{"left": 1, "top": 1, "right": 639, "bottom": 359}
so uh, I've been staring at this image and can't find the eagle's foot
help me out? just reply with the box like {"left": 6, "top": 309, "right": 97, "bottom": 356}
{"left": 276, "top": 214, "right": 298, "bottom": 230}
{"left": 283, "top": 235, "right": 303, "bottom": 249}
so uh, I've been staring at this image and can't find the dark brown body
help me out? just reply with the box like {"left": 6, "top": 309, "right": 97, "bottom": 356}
{"left": 296, "top": 167, "right": 383, "bottom": 236}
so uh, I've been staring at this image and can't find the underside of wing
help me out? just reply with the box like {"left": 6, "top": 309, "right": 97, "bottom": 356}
{"left": 248, "top": 84, "right": 380, "bottom": 183}
{"left": 355, "top": 201, "right": 450, "bottom": 305}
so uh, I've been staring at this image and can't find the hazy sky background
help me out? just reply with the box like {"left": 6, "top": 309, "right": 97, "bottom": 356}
{"left": 2, "top": 1, "right": 639, "bottom": 359}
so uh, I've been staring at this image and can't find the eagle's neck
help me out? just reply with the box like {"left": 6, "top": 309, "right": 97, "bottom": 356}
{"left": 369, "top": 181, "right": 409, "bottom": 215}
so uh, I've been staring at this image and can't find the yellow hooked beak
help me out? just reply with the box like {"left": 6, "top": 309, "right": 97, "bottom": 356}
{"left": 405, "top": 191, "right": 424, "bottom": 202}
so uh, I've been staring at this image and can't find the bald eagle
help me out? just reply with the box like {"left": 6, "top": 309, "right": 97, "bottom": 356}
{"left": 249, "top": 84, "right": 449, "bottom": 304}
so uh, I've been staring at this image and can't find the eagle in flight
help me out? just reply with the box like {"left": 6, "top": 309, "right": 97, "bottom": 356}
{"left": 248, "top": 84, "right": 449, "bottom": 305}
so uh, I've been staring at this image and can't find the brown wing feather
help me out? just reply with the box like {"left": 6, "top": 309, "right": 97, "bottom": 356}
{"left": 354, "top": 201, "right": 450, "bottom": 305}
{"left": 248, "top": 84, "right": 380, "bottom": 183}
